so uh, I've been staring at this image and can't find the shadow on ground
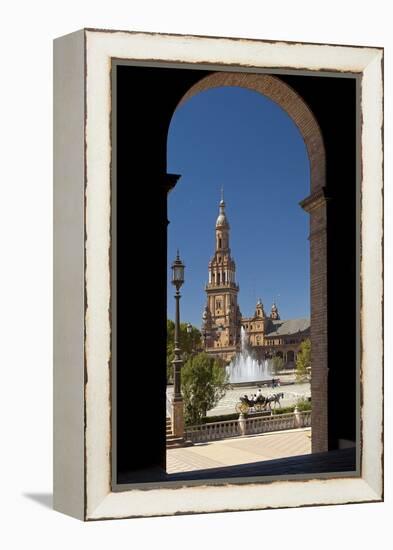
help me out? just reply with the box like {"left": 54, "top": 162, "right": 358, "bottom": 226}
{"left": 23, "top": 493, "right": 53, "bottom": 509}
{"left": 118, "top": 447, "right": 356, "bottom": 484}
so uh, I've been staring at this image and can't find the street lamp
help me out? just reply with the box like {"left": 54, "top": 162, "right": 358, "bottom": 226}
{"left": 170, "top": 251, "right": 185, "bottom": 438}
{"left": 171, "top": 250, "right": 185, "bottom": 290}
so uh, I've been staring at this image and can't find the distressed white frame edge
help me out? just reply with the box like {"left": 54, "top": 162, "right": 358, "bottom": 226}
{"left": 55, "top": 29, "right": 383, "bottom": 521}
{"left": 54, "top": 29, "right": 86, "bottom": 521}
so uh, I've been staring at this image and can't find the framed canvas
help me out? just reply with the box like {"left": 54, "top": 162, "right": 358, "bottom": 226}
{"left": 53, "top": 28, "right": 383, "bottom": 520}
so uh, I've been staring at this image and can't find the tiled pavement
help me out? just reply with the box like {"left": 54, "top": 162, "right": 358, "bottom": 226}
{"left": 207, "top": 386, "right": 309, "bottom": 416}
{"left": 167, "top": 428, "right": 311, "bottom": 474}
{"left": 167, "top": 379, "right": 311, "bottom": 418}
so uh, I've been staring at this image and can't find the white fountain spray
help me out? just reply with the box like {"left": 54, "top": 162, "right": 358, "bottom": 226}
{"left": 226, "top": 327, "right": 273, "bottom": 383}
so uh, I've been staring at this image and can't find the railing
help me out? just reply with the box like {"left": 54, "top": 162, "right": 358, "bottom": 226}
{"left": 186, "top": 419, "right": 240, "bottom": 443}
{"left": 245, "top": 411, "right": 310, "bottom": 435}
{"left": 299, "top": 410, "right": 311, "bottom": 426}
{"left": 166, "top": 393, "right": 172, "bottom": 418}
{"left": 185, "top": 411, "right": 311, "bottom": 444}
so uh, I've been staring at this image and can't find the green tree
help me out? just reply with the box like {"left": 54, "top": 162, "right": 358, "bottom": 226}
{"left": 181, "top": 352, "right": 229, "bottom": 425}
{"left": 296, "top": 338, "right": 311, "bottom": 382}
{"left": 272, "top": 355, "right": 284, "bottom": 375}
{"left": 167, "top": 320, "right": 201, "bottom": 382}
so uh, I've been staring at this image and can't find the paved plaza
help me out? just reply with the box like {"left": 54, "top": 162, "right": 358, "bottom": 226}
{"left": 167, "top": 374, "right": 311, "bottom": 418}
{"left": 206, "top": 381, "right": 310, "bottom": 417}
{"left": 167, "top": 428, "right": 311, "bottom": 474}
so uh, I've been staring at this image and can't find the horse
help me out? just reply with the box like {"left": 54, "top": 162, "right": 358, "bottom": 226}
{"left": 265, "top": 392, "right": 284, "bottom": 409}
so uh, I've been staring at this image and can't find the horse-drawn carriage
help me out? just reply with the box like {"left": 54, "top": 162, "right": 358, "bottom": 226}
{"left": 235, "top": 392, "right": 284, "bottom": 414}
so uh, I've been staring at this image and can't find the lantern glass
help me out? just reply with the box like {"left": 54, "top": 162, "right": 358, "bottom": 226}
{"left": 171, "top": 253, "right": 185, "bottom": 287}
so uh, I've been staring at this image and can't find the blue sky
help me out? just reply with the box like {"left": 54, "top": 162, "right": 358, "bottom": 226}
{"left": 167, "top": 86, "right": 310, "bottom": 328}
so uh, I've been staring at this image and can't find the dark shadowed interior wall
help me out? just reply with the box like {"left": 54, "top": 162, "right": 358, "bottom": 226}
{"left": 114, "top": 64, "right": 357, "bottom": 484}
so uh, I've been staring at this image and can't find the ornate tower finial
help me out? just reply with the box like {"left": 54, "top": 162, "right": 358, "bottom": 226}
{"left": 216, "top": 191, "right": 229, "bottom": 229}
{"left": 256, "top": 298, "right": 265, "bottom": 318}
{"left": 270, "top": 298, "right": 280, "bottom": 320}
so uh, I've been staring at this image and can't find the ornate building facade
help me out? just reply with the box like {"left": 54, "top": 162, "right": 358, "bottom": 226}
{"left": 202, "top": 195, "right": 310, "bottom": 364}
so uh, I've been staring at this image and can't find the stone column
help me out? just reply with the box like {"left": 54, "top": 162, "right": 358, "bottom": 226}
{"left": 300, "top": 187, "right": 329, "bottom": 453}
{"left": 164, "top": 174, "right": 185, "bottom": 441}
{"left": 238, "top": 413, "right": 247, "bottom": 436}
{"left": 171, "top": 399, "right": 184, "bottom": 438}
{"left": 294, "top": 405, "right": 302, "bottom": 429}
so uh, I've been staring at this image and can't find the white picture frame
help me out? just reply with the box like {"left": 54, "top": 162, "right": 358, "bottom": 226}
{"left": 53, "top": 28, "right": 383, "bottom": 520}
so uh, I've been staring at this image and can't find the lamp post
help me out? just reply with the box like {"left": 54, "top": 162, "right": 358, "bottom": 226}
{"left": 171, "top": 251, "right": 185, "bottom": 438}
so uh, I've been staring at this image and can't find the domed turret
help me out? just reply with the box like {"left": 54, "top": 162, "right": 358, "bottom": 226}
{"left": 214, "top": 188, "right": 230, "bottom": 252}
{"left": 270, "top": 301, "right": 280, "bottom": 320}
{"left": 256, "top": 298, "right": 265, "bottom": 318}
{"left": 216, "top": 197, "right": 230, "bottom": 229}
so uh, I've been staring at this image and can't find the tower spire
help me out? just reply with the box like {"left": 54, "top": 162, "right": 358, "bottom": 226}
{"left": 270, "top": 297, "right": 280, "bottom": 320}
{"left": 216, "top": 190, "right": 229, "bottom": 229}
{"left": 204, "top": 191, "right": 240, "bottom": 359}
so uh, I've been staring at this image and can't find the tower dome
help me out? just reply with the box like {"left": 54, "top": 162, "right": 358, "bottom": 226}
{"left": 216, "top": 203, "right": 229, "bottom": 228}
{"left": 270, "top": 301, "right": 280, "bottom": 320}
{"left": 256, "top": 298, "right": 265, "bottom": 318}
{"left": 216, "top": 189, "right": 230, "bottom": 229}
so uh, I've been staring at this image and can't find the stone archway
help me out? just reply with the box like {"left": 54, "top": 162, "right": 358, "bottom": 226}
{"left": 173, "top": 73, "right": 328, "bottom": 453}
{"left": 287, "top": 350, "right": 295, "bottom": 364}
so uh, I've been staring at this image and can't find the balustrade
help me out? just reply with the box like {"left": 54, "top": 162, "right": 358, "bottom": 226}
{"left": 185, "top": 411, "right": 311, "bottom": 444}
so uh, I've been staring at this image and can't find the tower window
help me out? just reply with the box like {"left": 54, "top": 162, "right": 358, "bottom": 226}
{"left": 218, "top": 238, "right": 222, "bottom": 248}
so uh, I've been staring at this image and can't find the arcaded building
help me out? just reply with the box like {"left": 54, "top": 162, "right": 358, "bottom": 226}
{"left": 202, "top": 195, "right": 310, "bottom": 364}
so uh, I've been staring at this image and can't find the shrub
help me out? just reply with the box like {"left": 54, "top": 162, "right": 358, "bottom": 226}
{"left": 296, "top": 397, "right": 312, "bottom": 411}
{"left": 296, "top": 338, "right": 311, "bottom": 382}
{"left": 182, "top": 352, "right": 229, "bottom": 425}
{"left": 272, "top": 405, "right": 295, "bottom": 415}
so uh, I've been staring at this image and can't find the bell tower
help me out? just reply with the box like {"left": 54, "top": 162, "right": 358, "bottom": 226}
{"left": 255, "top": 298, "right": 265, "bottom": 318}
{"left": 270, "top": 301, "right": 280, "bottom": 320}
{"left": 202, "top": 190, "right": 241, "bottom": 360}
